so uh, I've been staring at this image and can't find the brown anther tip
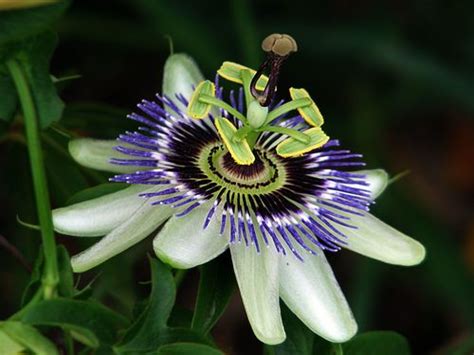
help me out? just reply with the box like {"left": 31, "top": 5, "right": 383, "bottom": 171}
{"left": 261, "top": 33, "right": 298, "bottom": 56}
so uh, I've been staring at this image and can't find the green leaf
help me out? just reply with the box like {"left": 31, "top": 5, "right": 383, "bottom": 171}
{"left": 144, "top": 327, "right": 213, "bottom": 349}
{"left": 342, "top": 331, "right": 411, "bottom": 355}
{"left": 155, "top": 342, "right": 224, "bottom": 355}
{"left": 0, "top": 0, "right": 69, "bottom": 46}
{"left": 21, "top": 246, "right": 44, "bottom": 306}
{"left": 0, "top": 0, "right": 68, "bottom": 126}
{"left": 191, "top": 257, "right": 235, "bottom": 335}
{"left": 21, "top": 245, "right": 73, "bottom": 304}
{"left": 15, "top": 31, "right": 64, "bottom": 128}
{"left": 0, "top": 72, "right": 17, "bottom": 122}
{"left": 66, "top": 183, "right": 128, "bottom": 206}
{"left": 21, "top": 298, "right": 129, "bottom": 347}
{"left": 0, "top": 321, "right": 58, "bottom": 355}
{"left": 116, "top": 258, "right": 176, "bottom": 352}
{"left": 116, "top": 259, "right": 213, "bottom": 353}
{"left": 57, "top": 245, "right": 74, "bottom": 297}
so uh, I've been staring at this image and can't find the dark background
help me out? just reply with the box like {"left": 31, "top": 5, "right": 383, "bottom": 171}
{"left": 1, "top": 1, "right": 473, "bottom": 354}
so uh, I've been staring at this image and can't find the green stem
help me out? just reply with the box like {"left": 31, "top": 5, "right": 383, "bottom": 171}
{"left": 259, "top": 125, "right": 310, "bottom": 144}
{"left": 265, "top": 98, "right": 311, "bottom": 124}
{"left": 7, "top": 59, "right": 59, "bottom": 299}
{"left": 199, "top": 95, "right": 247, "bottom": 123}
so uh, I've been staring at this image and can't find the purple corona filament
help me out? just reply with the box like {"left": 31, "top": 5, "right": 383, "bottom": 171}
{"left": 109, "top": 84, "right": 373, "bottom": 259}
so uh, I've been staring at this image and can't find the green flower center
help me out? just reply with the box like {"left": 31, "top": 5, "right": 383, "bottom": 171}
{"left": 199, "top": 143, "right": 287, "bottom": 195}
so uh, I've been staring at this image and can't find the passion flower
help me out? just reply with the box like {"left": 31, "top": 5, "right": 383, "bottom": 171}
{"left": 53, "top": 34, "right": 425, "bottom": 344}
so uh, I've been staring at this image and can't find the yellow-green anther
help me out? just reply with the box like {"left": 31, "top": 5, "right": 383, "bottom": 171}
{"left": 217, "top": 62, "right": 268, "bottom": 91}
{"left": 261, "top": 125, "right": 311, "bottom": 144}
{"left": 265, "top": 97, "right": 312, "bottom": 124}
{"left": 215, "top": 117, "right": 255, "bottom": 165}
{"left": 198, "top": 95, "right": 248, "bottom": 123}
{"left": 276, "top": 127, "right": 329, "bottom": 158}
{"left": 187, "top": 80, "right": 215, "bottom": 119}
{"left": 289, "top": 88, "right": 324, "bottom": 127}
{"left": 247, "top": 100, "right": 268, "bottom": 128}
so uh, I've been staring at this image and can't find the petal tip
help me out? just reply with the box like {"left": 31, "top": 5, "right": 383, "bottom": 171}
{"left": 68, "top": 138, "right": 85, "bottom": 162}
{"left": 71, "top": 254, "right": 93, "bottom": 273}
{"left": 153, "top": 241, "right": 189, "bottom": 270}
{"left": 370, "top": 169, "right": 389, "bottom": 199}
{"left": 51, "top": 208, "right": 68, "bottom": 233}
{"left": 355, "top": 168, "right": 389, "bottom": 199}
{"left": 253, "top": 330, "right": 286, "bottom": 345}
{"left": 321, "top": 321, "right": 358, "bottom": 343}
{"left": 400, "top": 240, "right": 426, "bottom": 266}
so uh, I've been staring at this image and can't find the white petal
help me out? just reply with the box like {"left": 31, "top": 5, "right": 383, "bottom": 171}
{"left": 162, "top": 53, "right": 204, "bottom": 113}
{"left": 343, "top": 213, "right": 426, "bottom": 266}
{"left": 230, "top": 244, "right": 286, "bottom": 345}
{"left": 279, "top": 250, "right": 357, "bottom": 343}
{"left": 153, "top": 202, "right": 228, "bottom": 269}
{"left": 53, "top": 185, "right": 150, "bottom": 237}
{"left": 69, "top": 138, "right": 147, "bottom": 174}
{"left": 354, "top": 169, "right": 389, "bottom": 199}
{"left": 71, "top": 201, "right": 173, "bottom": 272}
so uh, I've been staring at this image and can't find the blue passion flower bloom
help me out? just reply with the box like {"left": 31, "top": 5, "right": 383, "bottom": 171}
{"left": 53, "top": 37, "right": 425, "bottom": 344}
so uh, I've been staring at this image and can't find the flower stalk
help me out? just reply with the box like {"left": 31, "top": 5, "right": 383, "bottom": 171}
{"left": 6, "top": 59, "right": 59, "bottom": 299}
